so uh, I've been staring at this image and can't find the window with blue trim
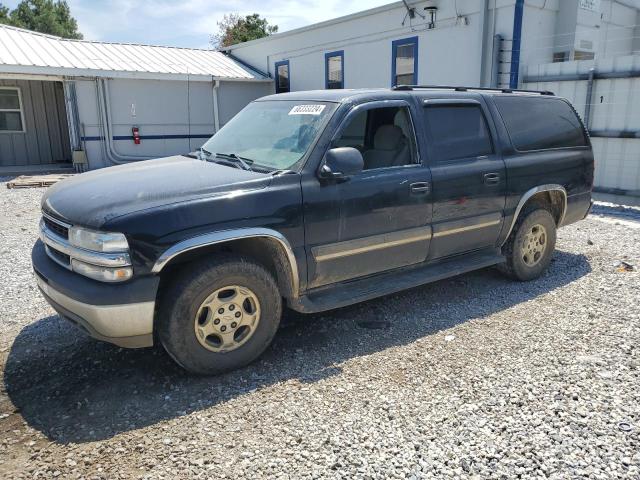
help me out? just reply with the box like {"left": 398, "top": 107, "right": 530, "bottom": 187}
{"left": 325, "top": 50, "right": 344, "bottom": 89}
{"left": 391, "top": 37, "right": 418, "bottom": 86}
{"left": 275, "top": 60, "right": 290, "bottom": 93}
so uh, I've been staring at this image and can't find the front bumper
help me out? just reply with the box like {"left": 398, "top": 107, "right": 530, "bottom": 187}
{"left": 32, "top": 240, "right": 159, "bottom": 348}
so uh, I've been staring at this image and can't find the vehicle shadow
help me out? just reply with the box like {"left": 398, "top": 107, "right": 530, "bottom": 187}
{"left": 4, "top": 250, "right": 591, "bottom": 444}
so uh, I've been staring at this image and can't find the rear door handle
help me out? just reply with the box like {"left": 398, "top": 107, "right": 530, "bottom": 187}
{"left": 410, "top": 182, "right": 431, "bottom": 194}
{"left": 483, "top": 173, "right": 500, "bottom": 185}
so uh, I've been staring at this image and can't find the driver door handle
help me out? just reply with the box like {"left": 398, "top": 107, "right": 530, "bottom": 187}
{"left": 483, "top": 172, "right": 500, "bottom": 185}
{"left": 410, "top": 182, "right": 431, "bottom": 194}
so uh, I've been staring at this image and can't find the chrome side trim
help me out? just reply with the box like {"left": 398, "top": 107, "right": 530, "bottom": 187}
{"left": 501, "top": 184, "right": 568, "bottom": 245}
{"left": 40, "top": 220, "right": 131, "bottom": 268}
{"left": 313, "top": 226, "right": 431, "bottom": 262}
{"left": 151, "top": 228, "right": 300, "bottom": 296}
{"left": 432, "top": 219, "right": 502, "bottom": 238}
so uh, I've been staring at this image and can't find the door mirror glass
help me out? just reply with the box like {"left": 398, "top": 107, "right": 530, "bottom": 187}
{"left": 319, "top": 147, "right": 363, "bottom": 180}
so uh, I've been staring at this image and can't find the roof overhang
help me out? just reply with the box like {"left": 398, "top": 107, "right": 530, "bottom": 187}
{"left": 0, "top": 64, "right": 273, "bottom": 83}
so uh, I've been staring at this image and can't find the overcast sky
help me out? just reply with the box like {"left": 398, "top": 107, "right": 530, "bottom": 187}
{"left": 4, "top": 0, "right": 392, "bottom": 48}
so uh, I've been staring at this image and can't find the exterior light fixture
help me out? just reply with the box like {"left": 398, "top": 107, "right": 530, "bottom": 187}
{"left": 424, "top": 6, "right": 438, "bottom": 29}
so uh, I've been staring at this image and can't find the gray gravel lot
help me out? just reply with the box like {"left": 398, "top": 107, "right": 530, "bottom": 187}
{"left": 0, "top": 179, "right": 639, "bottom": 479}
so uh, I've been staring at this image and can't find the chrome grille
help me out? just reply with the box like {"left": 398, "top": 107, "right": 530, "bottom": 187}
{"left": 45, "top": 245, "right": 71, "bottom": 268}
{"left": 42, "top": 214, "right": 70, "bottom": 240}
{"left": 39, "top": 215, "right": 132, "bottom": 270}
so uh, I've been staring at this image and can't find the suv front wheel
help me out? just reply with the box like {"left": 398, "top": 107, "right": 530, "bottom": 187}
{"left": 499, "top": 208, "right": 557, "bottom": 281}
{"left": 158, "top": 255, "right": 282, "bottom": 375}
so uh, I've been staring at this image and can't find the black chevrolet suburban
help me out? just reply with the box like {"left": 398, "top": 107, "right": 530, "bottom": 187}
{"left": 32, "top": 86, "right": 594, "bottom": 374}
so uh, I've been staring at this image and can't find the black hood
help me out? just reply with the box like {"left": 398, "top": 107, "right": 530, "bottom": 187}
{"left": 42, "top": 155, "right": 272, "bottom": 228}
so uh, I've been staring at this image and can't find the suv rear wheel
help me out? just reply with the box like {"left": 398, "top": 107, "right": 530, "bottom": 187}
{"left": 158, "top": 255, "right": 282, "bottom": 375}
{"left": 499, "top": 208, "right": 557, "bottom": 281}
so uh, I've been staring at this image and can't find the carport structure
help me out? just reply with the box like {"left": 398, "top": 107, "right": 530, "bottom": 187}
{"left": 0, "top": 24, "right": 272, "bottom": 173}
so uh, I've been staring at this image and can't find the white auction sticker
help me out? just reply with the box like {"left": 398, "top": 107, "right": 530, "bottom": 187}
{"left": 289, "top": 105, "right": 326, "bottom": 115}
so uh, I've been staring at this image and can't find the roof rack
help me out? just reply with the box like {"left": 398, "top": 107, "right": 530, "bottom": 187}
{"left": 391, "top": 85, "right": 555, "bottom": 96}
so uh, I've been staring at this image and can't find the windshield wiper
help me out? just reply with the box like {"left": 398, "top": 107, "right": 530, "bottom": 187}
{"left": 198, "top": 149, "right": 253, "bottom": 171}
{"left": 271, "top": 169, "right": 295, "bottom": 176}
{"left": 197, "top": 147, "right": 213, "bottom": 160}
{"left": 214, "top": 153, "right": 254, "bottom": 171}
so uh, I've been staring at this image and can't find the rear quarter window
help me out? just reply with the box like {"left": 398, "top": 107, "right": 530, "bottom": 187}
{"left": 493, "top": 96, "right": 588, "bottom": 151}
{"left": 423, "top": 104, "right": 494, "bottom": 162}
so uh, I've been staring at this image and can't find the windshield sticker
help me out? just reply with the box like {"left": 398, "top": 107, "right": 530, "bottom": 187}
{"left": 289, "top": 105, "right": 326, "bottom": 115}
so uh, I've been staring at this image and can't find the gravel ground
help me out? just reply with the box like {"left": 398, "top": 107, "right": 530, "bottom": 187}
{"left": 0, "top": 178, "right": 639, "bottom": 479}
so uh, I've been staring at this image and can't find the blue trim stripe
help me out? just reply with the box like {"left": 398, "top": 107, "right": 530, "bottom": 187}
{"left": 510, "top": 0, "right": 524, "bottom": 89}
{"left": 82, "top": 133, "right": 213, "bottom": 142}
{"left": 324, "top": 50, "right": 344, "bottom": 89}
{"left": 391, "top": 36, "right": 419, "bottom": 87}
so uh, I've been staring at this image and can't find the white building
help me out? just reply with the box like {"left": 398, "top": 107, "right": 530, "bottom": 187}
{"left": 0, "top": 24, "right": 272, "bottom": 172}
{"left": 224, "top": 0, "right": 640, "bottom": 195}
{"left": 2, "top": 1, "right": 639, "bottom": 195}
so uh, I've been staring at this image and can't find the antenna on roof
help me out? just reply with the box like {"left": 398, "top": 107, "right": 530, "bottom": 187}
{"left": 401, "top": 0, "right": 425, "bottom": 26}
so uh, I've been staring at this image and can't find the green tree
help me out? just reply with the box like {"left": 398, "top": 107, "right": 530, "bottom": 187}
{"left": 0, "top": 3, "right": 10, "bottom": 24}
{"left": 211, "top": 13, "right": 277, "bottom": 48}
{"left": 4, "top": 0, "right": 82, "bottom": 39}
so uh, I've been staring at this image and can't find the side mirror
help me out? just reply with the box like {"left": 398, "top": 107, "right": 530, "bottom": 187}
{"left": 319, "top": 147, "right": 364, "bottom": 181}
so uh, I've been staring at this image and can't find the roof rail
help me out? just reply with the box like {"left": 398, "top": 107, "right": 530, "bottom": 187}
{"left": 391, "top": 85, "right": 555, "bottom": 96}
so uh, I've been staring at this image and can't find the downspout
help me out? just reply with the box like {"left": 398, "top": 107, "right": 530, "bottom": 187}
{"left": 94, "top": 78, "right": 149, "bottom": 164}
{"left": 101, "top": 79, "right": 149, "bottom": 161}
{"left": 212, "top": 79, "right": 221, "bottom": 133}
{"left": 584, "top": 67, "right": 595, "bottom": 129}
{"left": 63, "top": 80, "right": 89, "bottom": 172}
{"left": 94, "top": 78, "right": 132, "bottom": 165}
{"left": 93, "top": 78, "right": 110, "bottom": 164}
{"left": 510, "top": 0, "right": 525, "bottom": 89}
{"left": 491, "top": 34, "right": 503, "bottom": 88}
{"left": 479, "top": 0, "right": 490, "bottom": 87}
{"left": 63, "top": 81, "right": 81, "bottom": 151}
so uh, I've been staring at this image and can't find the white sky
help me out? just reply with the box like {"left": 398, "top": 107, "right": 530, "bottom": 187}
{"left": 3, "top": 0, "right": 393, "bottom": 48}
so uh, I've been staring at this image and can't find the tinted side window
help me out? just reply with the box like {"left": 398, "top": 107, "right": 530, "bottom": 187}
{"left": 334, "top": 106, "right": 418, "bottom": 170}
{"left": 424, "top": 105, "right": 493, "bottom": 162}
{"left": 494, "top": 96, "right": 587, "bottom": 151}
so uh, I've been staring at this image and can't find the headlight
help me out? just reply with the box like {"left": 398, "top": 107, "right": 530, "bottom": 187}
{"left": 69, "top": 226, "right": 129, "bottom": 252}
{"left": 71, "top": 259, "right": 133, "bottom": 282}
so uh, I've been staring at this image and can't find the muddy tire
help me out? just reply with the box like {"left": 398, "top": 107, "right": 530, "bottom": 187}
{"left": 157, "top": 254, "right": 282, "bottom": 375}
{"left": 498, "top": 208, "right": 557, "bottom": 281}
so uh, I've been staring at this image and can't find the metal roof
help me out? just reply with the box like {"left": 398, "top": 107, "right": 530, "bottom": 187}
{"left": 0, "top": 24, "right": 269, "bottom": 82}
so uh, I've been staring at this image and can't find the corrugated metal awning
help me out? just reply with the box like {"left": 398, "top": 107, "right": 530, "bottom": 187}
{"left": 0, "top": 24, "right": 268, "bottom": 82}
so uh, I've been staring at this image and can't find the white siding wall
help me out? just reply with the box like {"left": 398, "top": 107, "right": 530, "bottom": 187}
{"left": 74, "top": 78, "right": 271, "bottom": 169}
{"left": 226, "top": 0, "right": 640, "bottom": 193}
{"left": 230, "top": 0, "right": 499, "bottom": 90}
{"left": 523, "top": 56, "right": 640, "bottom": 194}
{"left": 520, "top": 0, "right": 559, "bottom": 68}
{"left": 217, "top": 81, "right": 272, "bottom": 126}
{"left": 598, "top": 0, "right": 639, "bottom": 59}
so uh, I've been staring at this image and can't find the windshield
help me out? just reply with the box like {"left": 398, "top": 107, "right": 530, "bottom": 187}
{"left": 201, "top": 100, "right": 336, "bottom": 171}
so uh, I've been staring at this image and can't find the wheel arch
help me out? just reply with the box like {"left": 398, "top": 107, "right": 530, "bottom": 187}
{"left": 152, "top": 228, "right": 300, "bottom": 298}
{"left": 502, "top": 184, "right": 567, "bottom": 245}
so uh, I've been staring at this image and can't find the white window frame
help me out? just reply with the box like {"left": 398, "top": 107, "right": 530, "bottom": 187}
{"left": 0, "top": 87, "right": 26, "bottom": 134}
